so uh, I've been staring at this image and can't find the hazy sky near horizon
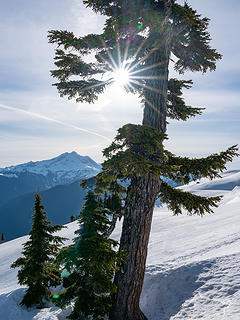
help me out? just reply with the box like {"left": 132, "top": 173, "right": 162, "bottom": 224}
{"left": 0, "top": 0, "right": 239, "bottom": 168}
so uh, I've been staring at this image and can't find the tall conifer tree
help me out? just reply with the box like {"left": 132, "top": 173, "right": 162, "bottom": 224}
{"left": 49, "top": 1, "right": 238, "bottom": 318}
{"left": 11, "top": 193, "right": 66, "bottom": 308}
{"left": 54, "top": 191, "right": 121, "bottom": 320}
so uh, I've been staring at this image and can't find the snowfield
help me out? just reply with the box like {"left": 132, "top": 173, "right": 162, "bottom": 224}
{"left": 0, "top": 171, "right": 240, "bottom": 319}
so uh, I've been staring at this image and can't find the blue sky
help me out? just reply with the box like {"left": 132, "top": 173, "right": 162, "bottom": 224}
{"left": 0, "top": 0, "right": 239, "bottom": 169}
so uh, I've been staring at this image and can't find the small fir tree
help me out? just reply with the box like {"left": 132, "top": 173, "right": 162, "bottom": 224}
{"left": 1, "top": 232, "right": 6, "bottom": 243}
{"left": 11, "top": 193, "right": 66, "bottom": 308}
{"left": 70, "top": 215, "right": 78, "bottom": 222}
{"left": 54, "top": 191, "right": 121, "bottom": 320}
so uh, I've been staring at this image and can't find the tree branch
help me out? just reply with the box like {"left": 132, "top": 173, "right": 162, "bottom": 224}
{"left": 159, "top": 181, "right": 222, "bottom": 216}
{"left": 103, "top": 209, "right": 124, "bottom": 239}
{"left": 168, "top": 145, "right": 239, "bottom": 183}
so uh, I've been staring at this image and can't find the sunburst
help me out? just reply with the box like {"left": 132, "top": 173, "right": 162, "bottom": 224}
{"left": 112, "top": 66, "right": 130, "bottom": 86}
{"left": 77, "top": 32, "right": 168, "bottom": 115}
{"left": 100, "top": 35, "right": 168, "bottom": 97}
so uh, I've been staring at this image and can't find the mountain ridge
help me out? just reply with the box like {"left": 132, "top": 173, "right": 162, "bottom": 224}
{"left": 0, "top": 152, "right": 101, "bottom": 207}
{"left": 0, "top": 152, "right": 100, "bottom": 240}
{"left": 0, "top": 151, "right": 101, "bottom": 186}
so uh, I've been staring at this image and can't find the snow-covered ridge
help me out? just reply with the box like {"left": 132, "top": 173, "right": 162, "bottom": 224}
{"left": 183, "top": 169, "right": 240, "bottom": 192}
{"left": 0, "top": 151, "right": 101, "bottom": 185}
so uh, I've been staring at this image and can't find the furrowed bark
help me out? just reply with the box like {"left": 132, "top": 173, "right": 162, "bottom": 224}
{"left": 111, "top": 174, "right": 161, "bottom": 320}
{"left": 142, "top": 34, "right": 170, "bottom": 132}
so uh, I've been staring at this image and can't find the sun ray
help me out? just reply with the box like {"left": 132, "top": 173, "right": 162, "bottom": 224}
{"left": 131, "top": 36, "right": 148, "bottom": 63}
{"left": 78, "top": 80, "right": 110, "bottom": 93}
{"left": 123, "top": 38, "right": 131, "bottom": 63}
{"left": 98, "top": 66, "right": 112, "bottom": 74}
{"left": 127, "top": 47, "right": 158, "bottom": 73}
{"left": 96, "top": 51, "right": 116, "bottom": 72}
{"left": 130, "top": 79, "right": 164, "bottom": 94}
{"left": 127, "top": 82, "right": 139, "bottom": 92}
{"left": 144, "top": 97, "right": 163, "bottom": 117}
{"left": 97, "top": 55, "right": 115, "bottom": 72}
{"left": 72, "top": 34, "right": 116, "bottom": 73}
{"left": 127, "top": 83, "right": 162, "bottom": 118}
{"left": 116, "top": 36, "right": 122, "bottom": 67}
{"left": 127, "top": 37, "right": 167, "bottom": 73}
{"left": 131, "top": 75, "right": 165, "bottom": 80}
{"left": 100, "top": 37, "right": 118, "bottom": 70}
{"left": 129, "top": 60, "right": 168, "bottom": 76}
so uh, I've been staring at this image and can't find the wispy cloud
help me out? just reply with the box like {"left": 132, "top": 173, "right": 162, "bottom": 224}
{"left": 0, "top": 104, "right": 111, "bottom": 141}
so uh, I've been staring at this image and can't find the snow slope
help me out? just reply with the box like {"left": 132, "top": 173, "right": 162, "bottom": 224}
{"left": 0, "top": 171, "right": 240, "bottom": 319}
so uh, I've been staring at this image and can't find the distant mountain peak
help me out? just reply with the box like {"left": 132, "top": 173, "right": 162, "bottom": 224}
{"left": 58, "top": 151, "right": 78, "bottom": 158}
{"left": 0, "top": 152, "right": 101, "bottom": 188}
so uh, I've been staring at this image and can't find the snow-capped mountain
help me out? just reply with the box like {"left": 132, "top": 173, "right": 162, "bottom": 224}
{"left": 0, "top": 152, "right": 101, "bottom": 207}
{"left": 0, "top": 151, "right": 101, "bottom": 188}
{"left": 0, "top": 152, "right": 101, "bottom": 240}
{"left": 0, "top": 170, "right": 240, "bottom": 319}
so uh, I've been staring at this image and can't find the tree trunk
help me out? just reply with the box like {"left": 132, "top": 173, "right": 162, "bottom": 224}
{"left": 142, "top": 36, "right": 170, "bottom": 132}
{"left": 111, "top": 2, "right": 172, "bottom": 319}
{"left": 111, "top": 53, "right": 170, "bottom": 320}
{"left": 111, "top": 174, "right": 161, "bottom": 320}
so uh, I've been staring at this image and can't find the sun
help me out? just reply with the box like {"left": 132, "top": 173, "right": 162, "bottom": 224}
{"left": 112, "top": 65, "right": 130, "bottom": 87}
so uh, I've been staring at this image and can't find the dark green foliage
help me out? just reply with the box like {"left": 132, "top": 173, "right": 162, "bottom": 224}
{"left": 171, "top": 2, "right": 222, "bottom": 73}
{"left": 52, "top": 50, "right": 103, "bottom": 81}
{"left": 159, "top": 181, "right": 221, "bottom": 216}
{"left": 101, "top": 124, "right": 168, "bottom": 179}
{"left": 48, "top": 31, "right": 103, "bottom": 53}
{"left": 167, "top": 78, "right": 204, "bottom": 120}
{"left": 99, "top": 124, "right": 238, "bottom": 189}
{"left": 70, "top": 215, "right": 78, "bottom": 222}
{"left": 53, "top": 79, "right": 107, "bottom": 103}
{"left": 11, "top": 193, "right": 66, "bottom": 308}
{"left": 94, "top": 172, "right": 127, "bottom": 196}
{"left": 168, "top": 145, "right": 239, "bottom": 183}
{"left": 1, "top": 232, "right": 5, "bottom": 243}
{"left": 98, "top": 124, "right": 238, "bottom": 215}
{"left": 54, "top": 191, "right": 122, "bottom": 320}
{"left": 104, "top": 192, "right": 122, "bottom": 213}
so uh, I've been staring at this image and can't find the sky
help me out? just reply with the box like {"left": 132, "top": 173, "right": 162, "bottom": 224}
{"left": 0, "top": 0, "right": 239, "bottom": 169}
